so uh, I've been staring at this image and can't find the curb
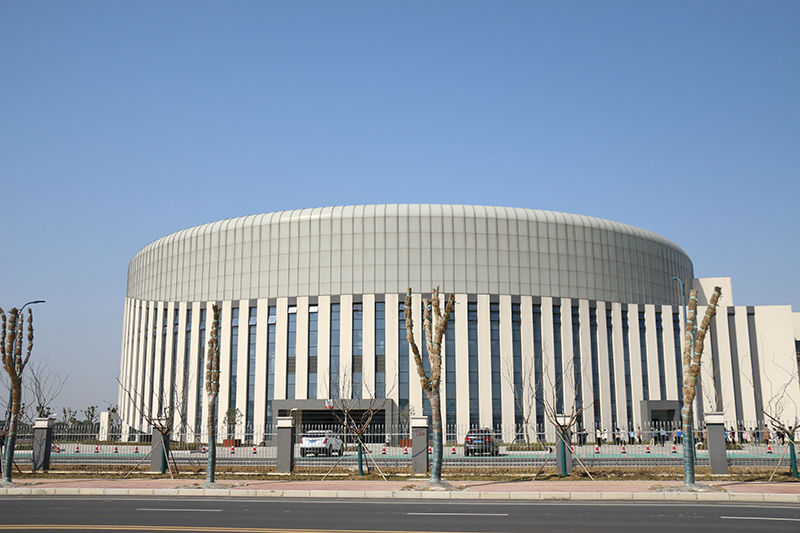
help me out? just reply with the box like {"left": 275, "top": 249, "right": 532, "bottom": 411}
{"left": 0, "top": 487, "right": 797, "bottom": 502}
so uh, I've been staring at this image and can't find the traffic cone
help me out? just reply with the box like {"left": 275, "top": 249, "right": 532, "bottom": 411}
{"left": 381, "top": 444, "right": 386, "bottom": 455}
{"left": 428, "top": 444, "right": 432, "bottom": 453}
{"left": 622, "top": 444, "right": 627, "bottom": 454}
{"left": 671, "top": 444, "right": 677, "bottom": 454}
{"left": 403, "top": 445, "right": 408, "bottom": 455}
{"left": 114, "top": 446, "right": 118, "bottom": 454}
{"left": 55, "top": 444, "right": 60, "bottom": 453}
{"left": 134, "top": 445, "right": 139, "bottom": 454}
{"left": 767, "top": 444, "right": 773, "bottom": 454}
{"left": 230, "top": 445, "right": 235, "bottom": 454}
{"left": 75, "top": 444, "right": 79, "bottom": 453}
{"left": 94, "top": 445, "right": 99, "bottom": 454}
{"left": 201, "top": 445, "right": 206, "bottom": 453}
{"left": 646, "top": 444, "right": 651, "bottom": 454}
{"left": 253, "top": 445, "right": 257, "bottom": 455}
{"left": 570, "top": 445, "right": 574, "bottom": 453}
{"left": 594, "top": 444, "right": 600, "bottom": 454}
{"left": 452, "top": 444, "right": 456, "bottom": 455}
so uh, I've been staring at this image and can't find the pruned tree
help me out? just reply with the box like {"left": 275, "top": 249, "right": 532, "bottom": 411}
{"left": 1, "top": 307, "right": 35, "bottom": 485}
{"left": 203, "top": 304, "right": 221, "bottom": 487}
{"left": 680, "top": 286, "right": 722, "bottom": 487}
{"left": 404, "top": 287, "right": 455, "bottom": 490}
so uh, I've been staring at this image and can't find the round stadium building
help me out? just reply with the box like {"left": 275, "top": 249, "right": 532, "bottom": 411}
{"left": 118, "top": 205, "right": 798, "bottom": 442}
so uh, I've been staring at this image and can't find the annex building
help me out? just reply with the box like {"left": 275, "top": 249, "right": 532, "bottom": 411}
{"left": 118, "top": 205, "right": 800, "bottom": 441}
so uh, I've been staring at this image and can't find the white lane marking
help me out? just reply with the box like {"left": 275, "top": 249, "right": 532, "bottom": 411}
{"left": 136, "top": 508, "right": 222, "bottom": 512}
{"left": 406, "top": 512, "right": 509, "bottom": 516}
{"left": 721, "top": 516, "right": 800, "bottom": 522}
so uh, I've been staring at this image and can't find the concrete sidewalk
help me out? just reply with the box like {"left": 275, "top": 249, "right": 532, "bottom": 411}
{"left": 1, "top": 478, "right": 799, "bottom": 502}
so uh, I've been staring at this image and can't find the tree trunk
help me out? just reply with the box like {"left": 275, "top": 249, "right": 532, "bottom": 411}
{"left": 427, "top": 388, "right": 443, "bottom": 483}
{"left": 2, "top": 377, "right": 21, "bottom": 484}
{"left": 206, "top": 396, "right": 217, "bottom": 484}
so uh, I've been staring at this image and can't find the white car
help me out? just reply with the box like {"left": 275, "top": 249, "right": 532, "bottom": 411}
{"left": 300, "top": 430, "right": 345, "bottom": 457}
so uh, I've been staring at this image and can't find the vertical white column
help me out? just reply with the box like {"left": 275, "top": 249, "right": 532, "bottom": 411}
{"left": 662, "top": 306, "right": 679, "bottom": 402}
{"left": 454, "top": 294, "right": 470, "bottom": 429}
{"left": 499, "top": 295, "right": 515, "bottom": 442}
{"left": 362, "top": 294, "right": 376, "bottom": 399}
{"left": 316, "top": 295, "right": 331, "bottom": 399}
{"left": 477, "top": 294, "right": 492, "bottom": 427}
{"left": 539, "top": 297, "right": 554, "bottom": 434}
{"left": 384, "top": 293, "right": 399, "bottom": 409}
{"left": 596, "top": 301, "right": 612, "bottom": 434}
{"left": 273, "top": 298, "right": 289, "bottom": 401}
{"left": 339, "top": 294, "right": 354, "bottom": 399}
{"left": 295, "top": 297, "right": 309, "bottom": 399}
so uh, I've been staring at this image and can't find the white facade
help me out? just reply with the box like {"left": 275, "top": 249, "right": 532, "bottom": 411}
{"left": 118, "top": 205, "right": 800, "bottom": 438}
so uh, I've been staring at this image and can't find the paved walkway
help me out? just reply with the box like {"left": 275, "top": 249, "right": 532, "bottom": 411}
{"left": 2, "top": 478, "right": 798, "bottom": 502}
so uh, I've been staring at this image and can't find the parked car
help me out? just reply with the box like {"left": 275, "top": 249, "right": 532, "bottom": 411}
{"left": 300, "top": 430, "right": 345, "bottom": 457}
{"left": 464, "top": 428, "right": 499, "bottom": 456}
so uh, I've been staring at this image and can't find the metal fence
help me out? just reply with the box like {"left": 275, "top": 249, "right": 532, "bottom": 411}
{"left": 4, "top": 420, "right": 797, "bottom": 474}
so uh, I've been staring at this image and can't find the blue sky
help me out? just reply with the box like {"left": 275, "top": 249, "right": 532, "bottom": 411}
{"left": 1, "top": 1, "right": 798, "bottom": 415}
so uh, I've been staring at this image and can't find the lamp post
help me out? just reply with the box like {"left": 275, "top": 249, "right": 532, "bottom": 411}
{"left": 20, "top": 300, "right": 45, "bottom": 312}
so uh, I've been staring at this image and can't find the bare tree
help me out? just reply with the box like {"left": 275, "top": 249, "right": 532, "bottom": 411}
{"left": 746, "top": 350, "right": 800, "bottom": 480}
{"left": 324, "top": 367, "right": 392, "bottom": 478}
{"left": 680, "top": 286, "right": 722, "bottom": 487}
{"left": 116, "top": 354, "right": 194, "bottom": 477}
{"left": 25, "top": 359, "right": 69, "bottom": 420}
{"left": 404, "top": 287, "right": 455, "bottom": 490}
{"left": 1, "top": 307, "right": 35, "bottom": 485}
{"left": 502, "top": 342, "right": 595, "bottom": 479}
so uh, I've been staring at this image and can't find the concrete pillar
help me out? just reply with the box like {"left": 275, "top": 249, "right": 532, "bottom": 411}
{"left": 411, "top": 416, "right": 429, "bottom": 474}
{"left": 276, "top": 417, "right": 295, "bottom": 473}
{"left": 32, "top": 418, "right": 55, "bottom": 471}
{"left": 706, "top": 413, "right": 728, "bottom": 475}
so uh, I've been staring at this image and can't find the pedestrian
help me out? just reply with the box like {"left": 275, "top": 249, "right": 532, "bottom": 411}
{"left": 659, "top": 427, "right": 667, "bottom": 446}
{"left": 676, "top": 428, "right": 682, "bottom": 445}
{"left": 603, "top": 428, "right": 608, "bottom": 445}
{"left": 596, "top": 427, "right": 602, "bottom": 446}
{"left": 636, "top": 426, "right": 642, "bottom": 445}
{"left": 763, "top": 424, "right": 771, "bottom": 445}
{"left": 628, "top": 428, "right": 635, "bottom": 445}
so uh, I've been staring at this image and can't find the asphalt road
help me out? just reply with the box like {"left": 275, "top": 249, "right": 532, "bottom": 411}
{"left": 0, "top": 497, "right": 798, "bottom": 532}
